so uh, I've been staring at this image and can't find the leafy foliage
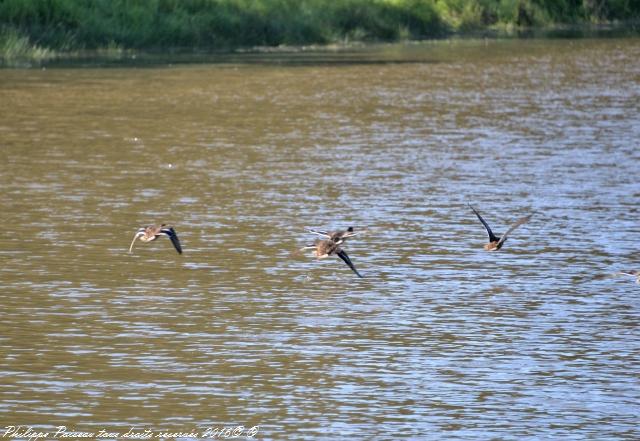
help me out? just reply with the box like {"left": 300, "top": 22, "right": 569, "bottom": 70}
{"left": 0, "top": 0, "right": 638, "bottom": 54}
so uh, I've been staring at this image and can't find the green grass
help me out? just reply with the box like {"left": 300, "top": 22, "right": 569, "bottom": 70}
{"left": 1, "top": 0, "right": 639, "bottom": 62}
{"left": 0, "top": 26, "right": 55, "bottom": 66}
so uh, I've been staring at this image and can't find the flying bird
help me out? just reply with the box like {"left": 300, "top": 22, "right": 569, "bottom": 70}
{"left": 128, "top": 224, "right": 182, "bottom": 254}
{"left": 301, "top": 238, "right": 363, "bottom": 278}
{"left": 469, "top": 204, "right": 532, "bottom": 251}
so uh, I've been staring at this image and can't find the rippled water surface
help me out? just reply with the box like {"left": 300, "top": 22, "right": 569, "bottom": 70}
{"left": 1, "top": 39, "right": 639, "bottom": 440}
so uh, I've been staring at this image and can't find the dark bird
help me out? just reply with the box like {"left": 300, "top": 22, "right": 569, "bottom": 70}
{"left": 307, "top": 226, "right": 358, "bottom": 244}
{"left": 129, "top": 224, "right": 182, "bottom": 254}
{"left": 469, "top": 204, "right": 532, "bottom": 251}
{"left": 301, "top": 239, "right": 363, "bottom": 278}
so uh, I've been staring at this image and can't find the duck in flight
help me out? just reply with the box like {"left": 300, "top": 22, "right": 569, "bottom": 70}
{"left": 469, "top": 204, "right": 533, "bottom": 251}
{"left": 128, "top": 224, "right": 183, "bottom": 254}
{"left": 301, "top": 238, "right": 364, "bottom": 278}
{"left": 307, "top": 226, "right": 358, "bottom": 243}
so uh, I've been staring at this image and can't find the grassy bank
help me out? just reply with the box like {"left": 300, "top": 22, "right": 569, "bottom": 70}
{"left": 2, "top": 0, "right": 639, "bottom": 63}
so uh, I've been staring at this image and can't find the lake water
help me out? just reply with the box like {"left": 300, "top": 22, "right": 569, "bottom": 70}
{"left": 1, "top": 38, "right": 639, "bottom": 440}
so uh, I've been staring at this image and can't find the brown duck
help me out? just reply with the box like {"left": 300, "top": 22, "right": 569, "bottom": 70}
{"left": 128, "top": 224, "right": 182, "bottom": 254}
{"left": 301, "top": 238, "right": 363, "bottom": 278}
{"left": 469, "top": 204, "right": 532, "bottom": 251}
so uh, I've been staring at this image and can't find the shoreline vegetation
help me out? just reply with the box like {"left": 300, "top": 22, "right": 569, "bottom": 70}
{"left": 1, "top": 0, "right": 639, "bottom": 65}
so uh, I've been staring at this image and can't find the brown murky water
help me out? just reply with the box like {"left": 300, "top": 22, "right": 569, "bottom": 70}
{"left": 1, "top": 38, "right": 639, "bottom": 440}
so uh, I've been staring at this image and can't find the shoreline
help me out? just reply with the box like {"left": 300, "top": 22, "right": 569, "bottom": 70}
{"left": 1, "top": 22, "right": 638, "bottom": 68}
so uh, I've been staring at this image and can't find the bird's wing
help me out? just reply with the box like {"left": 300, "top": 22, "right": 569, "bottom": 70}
{"left": 161, "top": 227, "right": 183, "bottom": 254}
{"left": 496, "top": 214, "right": 533, "bottom": 248}
{"left": 336, "top": 249, "right": 364, "bottom": 278}
{"left": 469, "top": 204, "right": 498, "bottom": 242}
{"left": 308, "top": 229, "right": 331, "bottom": 238}
{"left": 338, "top": 231, "right": 359, "bottom": 239}
{"left": 128, "top": 231, "right": 144, "bottom": 253}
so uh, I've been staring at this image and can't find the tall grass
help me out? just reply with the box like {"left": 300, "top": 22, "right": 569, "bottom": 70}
{"left": 1, "top": 0, "right": 639, "bottom": 59}
{"left": 0, "top": 0, "right": 447, "bottom": 50}
{"left": 0, "top": 26, "right": 54, "bottom": 65}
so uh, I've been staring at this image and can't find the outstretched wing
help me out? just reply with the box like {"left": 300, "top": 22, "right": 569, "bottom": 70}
{"left": 496, "top": 213, "right": 533, "bottom": 248}
{"left": 128, "top": 230, "right": 144, "bottom": 254}
{"left": 308, "top": 228, "right": 359, "bottom": 245}
{"left": 469, "top": 204, "right": 498, "bottom": 242}
{"left": 336, "top": 228, "right": 359, "bottom": 240}
{"left": 336, "top": 250, "right": 364, "bottom": 278}
{"left": 161, "top": 227, "right": 183, "bottom": 254}
{"left": 308, "top": 229, "right": 331, "bottom": 238}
